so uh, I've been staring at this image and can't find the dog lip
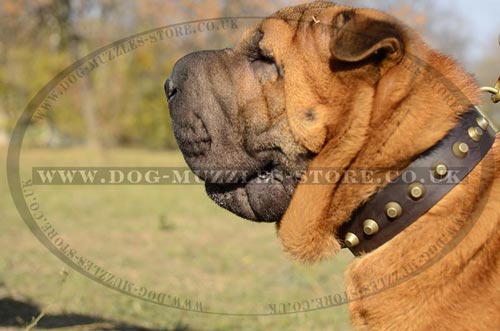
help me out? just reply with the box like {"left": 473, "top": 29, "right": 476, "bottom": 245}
{"left": 204, "top": 166, "right": 296, "bottom": 223}
{"left": 199, "top": 161, "right": 279, "bottom": 185}
{"left": 205, "top": 182, "right": 258, "bottom": 221}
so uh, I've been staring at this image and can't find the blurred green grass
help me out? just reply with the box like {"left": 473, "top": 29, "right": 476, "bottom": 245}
{"left": 1, "top": 147, "right": 353, "bottom": 331}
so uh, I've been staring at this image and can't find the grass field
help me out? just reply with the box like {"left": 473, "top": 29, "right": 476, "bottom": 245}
{"left": 1, "top": 147, "right": 353, "bottom": 331}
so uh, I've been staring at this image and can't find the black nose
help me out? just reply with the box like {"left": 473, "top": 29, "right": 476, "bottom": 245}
{"left": 164, "top": 78, "right": 178, "bottom": 101}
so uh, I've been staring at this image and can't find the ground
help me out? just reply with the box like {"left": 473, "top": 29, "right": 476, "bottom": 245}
{"left": 0, "top": 148, "right": 352, "bottom": 331}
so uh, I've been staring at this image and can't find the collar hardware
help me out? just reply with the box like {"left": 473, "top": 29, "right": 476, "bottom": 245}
{"left": 339, "top": 107, "right": 497, "bottom": 255}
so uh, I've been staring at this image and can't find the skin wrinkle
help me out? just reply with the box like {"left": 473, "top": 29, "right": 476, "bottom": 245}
{"left": 371, "top": 93, "right": 418, "bottom": 158}
{"left": 291, "top": 10, "right": 307, "bottom": 44}
{"left": 327, "top": 113, "right": 371, "bottom": 227}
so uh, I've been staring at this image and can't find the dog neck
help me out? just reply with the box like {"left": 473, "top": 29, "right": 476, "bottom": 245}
{"left": 342, "top": 62, "right": 500, "bottom": 330}
{"left": 338, "top": 107, "right": 496, "bottom": 255}
{"left": 345, "top": 141, "right": 500, "bottom": 330}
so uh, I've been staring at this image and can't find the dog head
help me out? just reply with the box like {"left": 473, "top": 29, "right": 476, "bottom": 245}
{"left": 166, "top": 2, "right": 478, "bottom": 261}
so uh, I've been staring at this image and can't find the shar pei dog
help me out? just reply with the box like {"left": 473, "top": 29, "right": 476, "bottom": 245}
{"left": 165, "top": 1, "right": 500, "bottom": 330}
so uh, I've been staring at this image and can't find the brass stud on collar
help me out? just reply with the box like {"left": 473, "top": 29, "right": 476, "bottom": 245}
{"left": 408, "top": 182, "right": 425, "bottom": 200}
{"left": 363, "top": 219, "right": 379, "bottom": 235}
{"left": 433, "top": 163, "right": 448, "bottom": 178}
{"left": 344, "top": 232, "right": 360, "bottom": 248}
{"left": 468, "top": 127, "right": 483, "bottom": 142}
{"left": 452, "top": 142, "right": 469, "bottom": 158}
{"left": 385, "top": 202, "right": 402, "bottom": 219}
{"left": 476, "top": 117, "right": 489, "bottom": 130}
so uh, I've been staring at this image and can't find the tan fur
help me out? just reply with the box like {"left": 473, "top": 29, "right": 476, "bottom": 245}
{"left": 241, "top": 2, "right": 500, "bottom": 330}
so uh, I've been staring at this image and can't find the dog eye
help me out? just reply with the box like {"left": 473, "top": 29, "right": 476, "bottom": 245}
{"left": 249, "top": 50, "right": 282, "bottom": 80}
{"left": 250, "top": 56, "right": 280, "bottom": 80}
{"left": 248, "top": 47, "right": 274, "bottom": 63}
{"left": 250, "top": 54, "right": 276, "bottom": 65}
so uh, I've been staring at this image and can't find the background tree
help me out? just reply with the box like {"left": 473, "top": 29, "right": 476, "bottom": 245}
{"left": 0, "top": 0, "right": 498, "bottom": 149}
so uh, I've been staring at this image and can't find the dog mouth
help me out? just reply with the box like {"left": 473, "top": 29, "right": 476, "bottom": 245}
{"left": 170, "top": 107, "right": 301, "bottom": 222}
{"left": 204, "top": 165, "right": 300, "bottom": 222}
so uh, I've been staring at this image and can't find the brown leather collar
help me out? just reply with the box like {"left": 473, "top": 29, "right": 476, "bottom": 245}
{"left": 338, "top": 107, "right": 497, "bottom": 256}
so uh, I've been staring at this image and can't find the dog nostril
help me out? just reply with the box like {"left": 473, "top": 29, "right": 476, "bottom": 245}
{"left": 164, "top": 78, "right": 179, "bottom": 101}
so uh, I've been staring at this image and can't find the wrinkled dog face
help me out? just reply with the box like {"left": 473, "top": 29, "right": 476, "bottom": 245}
{"left": 166, "top": 39, "right": 310, "bottom": 222}
{"left": 166, "top": 4, "right": 338, "bottom": 222}
{"left": 166, "top": 1, "right": 408, "bottom": 223}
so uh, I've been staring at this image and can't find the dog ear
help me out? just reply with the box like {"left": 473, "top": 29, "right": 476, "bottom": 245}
{"left": 329, "top": 9, "right": 419, "bottom": 127}
{"left": 330, "top": 10, "right": 404, "bottom": 65}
